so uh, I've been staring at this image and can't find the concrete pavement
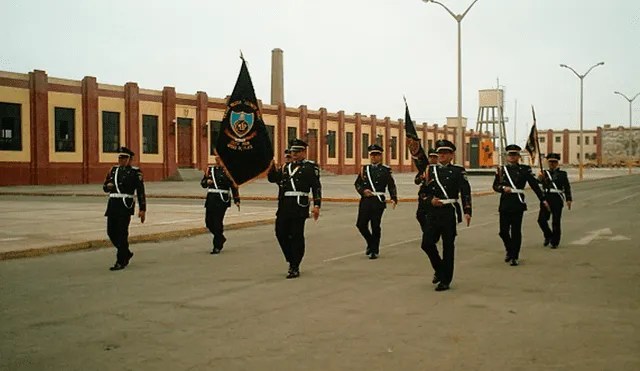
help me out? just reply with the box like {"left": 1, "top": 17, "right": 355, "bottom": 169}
{"left": 0, "top": 168, "right": 632, "bottom": 260}
{"left": 1, "top": 175, "right": 638, "bottom": 370}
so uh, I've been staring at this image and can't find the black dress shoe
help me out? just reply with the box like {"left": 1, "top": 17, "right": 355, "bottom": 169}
{"left": 551, "top": 245, "right": 558, "bottom": 249}
{"left": 365, "top": 247, "right": 371, "bottom": 256}
{"left": 435, "top": 283, "right": 450, "bottom": 291}
{"left": 543, "top": 238, "right": 550, "bottom": 247}
{"left": 504, "top": 254, "right": 512, "bottom": 263}
{"left": 123, "top": 252, "right": 134, "bottom": 266}
{"left": 432, "top": 274, "right": 441, "bottom": 284}
{"left": 369, "top": 253, "right": 378, "bottom": 260}
{"left": 510, "top": 258, "right": 519, "bottom": 266}
{"left": 109, "top": 263, "right": 126, "bottom": 271}
{"left": 286, "top": 269, "right": 300, "bottom": 279}
{"left": 210, "top": 248, "right": 221, "bottom": 254}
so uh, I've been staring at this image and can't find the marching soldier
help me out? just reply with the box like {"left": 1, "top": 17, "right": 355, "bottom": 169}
{"left": 420, "top": 140, "right": 472, "bottom": 291}
{"left": 492, "top": 144, "right": 549, "bottom": 266}
{"left": 103, "top": 147, "right": 146, "bottom": 271}
{"left": 415, "top": 148, "right": 439, "bottom": 233}
{"left": 201, "top": 156, "right": 240, "bottom": 254}
{"left": 269, "top": 148, "right": 293, "bottom": 261}
{"left": 355, "top": 144, "right": 398, "bottom": 259}
{"left": 537, "top": 153, "right": 572, "bottom": 248}
{"left": 267, "top": 139, "right": 322, "bottom": 279}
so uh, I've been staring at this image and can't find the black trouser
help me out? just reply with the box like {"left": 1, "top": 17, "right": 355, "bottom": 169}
{"left": 107, "top": 215, "right": 132, "bottom": 265}
{"left": 416, "top": 209, "right": 426, "bottom": 233}
{"left": 420, "top": 210, "right": 457, "bottom": 285}
{"left": 499, "top": 210, "right": 525, "bottom": 259}
{"left": 275, "top": 215, "right": 307, "bottom": 268}
{"left": 206, "top": 206, "right": 228, "bottom": 249}
{"left": 537, "top": 198, "right": 563, "bottom": 246}
{"left": 356, "top": 197, "right": 386, "bottom": 255}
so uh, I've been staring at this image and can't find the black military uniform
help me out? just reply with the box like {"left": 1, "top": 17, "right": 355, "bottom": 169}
{"left": 537, "top": 153, "right": 572, "bottom": 248}
{"left": 201, "top": 163, "right": 240, "bottom": 254}
{"left": 420, "top": 140, "right": 472, "bottom": 291}
{"left": 267, "top": 139, "right": 322, "bottom": 278}
{"left": 415, "top": 148, "right": 439, "bottom": 233}
{"left": 103, "top": 147, "right": 146, "bottom": 271}
{"left": 492, "top": 144, "right": 546, "bottom": 266}
{"left": 355, "top": 144, "right": 398, "bottom": 259}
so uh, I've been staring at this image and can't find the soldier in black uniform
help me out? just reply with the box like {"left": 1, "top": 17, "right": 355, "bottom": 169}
{"left": 201, "top": 156, "right": 240, "bottom": 254}
{"left": 270, "top": 148, "right": 293, "bottom": 260}
{"left": 492, "top": 144, "right": 549, "bottom": 266}
{"left": 102, "top": 147, "right": 146, "bottom": 271}
{"left": 415, "top": 148, "right": 439, "bottom": 233}
{"left": 354, "top": 144, "right": 398, "bottom": 259}
{"left": 537, "top": 153, "right": 572, "bottom": 249}
{"left": 420, "top": 140, "right": 472, "bottom": 291}
{"left": 267, "top": 139, "right": 322, "bottom": 278}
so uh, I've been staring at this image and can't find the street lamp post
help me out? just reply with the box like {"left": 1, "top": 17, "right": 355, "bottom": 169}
{"left": 422, "top": 0, "right": 480, "bottom": 165}
{"left": 559, "top": 62, "right": 604, "bottom": 181}
{"left": 614, "top": 91, "right": 640, "bottom": 174}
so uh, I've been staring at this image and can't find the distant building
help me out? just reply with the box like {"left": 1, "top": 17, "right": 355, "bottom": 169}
{"left": 536, "top": 125, "right": 639, "bottom": 166}
{"left": 0, "top": 69, "right": 490, "bottom": 186}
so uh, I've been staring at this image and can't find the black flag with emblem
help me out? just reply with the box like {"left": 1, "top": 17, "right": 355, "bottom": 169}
{"left": 525, "top": 105, "right": 544, "bottom": 168}
{"left": 403, "top": 97, "right": 428, "bottom": 172}
{"left": 216, "top": 57, "right": 274, "bottom": 186}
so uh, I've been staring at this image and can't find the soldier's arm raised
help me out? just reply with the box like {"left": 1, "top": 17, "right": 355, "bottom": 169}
{"left": 267, "top": 160, "right": 282, "bottom": 183}
{"left": 103, "top": 167, "right": 115, "bottom": 193}
{"left": 354, "top": 167, "right": 367, "bottom": 196}
{"left": 200, "top": 168, "right": 211, "bottom": 188}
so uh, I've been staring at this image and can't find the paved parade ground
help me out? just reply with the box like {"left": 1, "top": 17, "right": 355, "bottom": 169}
{"left": 1, "top": 170, "right": 639, "bottom": 370}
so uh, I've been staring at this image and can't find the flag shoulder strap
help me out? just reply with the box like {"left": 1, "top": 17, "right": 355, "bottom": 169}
{"left": 503, "top": 166, "right": 525, "bottom": 204}
{"left": 366, "top": 165, "right": 383, "bottom": 202}
{"left": 545, "top": 170, "right": 565, "bottom": 201}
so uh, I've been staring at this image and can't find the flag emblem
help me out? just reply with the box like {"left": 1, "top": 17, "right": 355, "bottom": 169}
{"left": 230, "top": 111, "right": 254, "bottom": 138}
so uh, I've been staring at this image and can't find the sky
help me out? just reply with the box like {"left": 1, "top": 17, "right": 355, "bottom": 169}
{"left": 1, "top": 0, "right": 639, "bottom": 144}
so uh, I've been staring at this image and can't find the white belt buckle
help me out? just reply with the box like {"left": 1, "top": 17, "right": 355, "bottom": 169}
{"left": 284, "top": 191, "right": 309, "bottom": 197}
{"left": 207, "top": 189, "right": 230, "bottom": 194}
{"left": 109, "top": 193, "right": 134, "bottom": 199}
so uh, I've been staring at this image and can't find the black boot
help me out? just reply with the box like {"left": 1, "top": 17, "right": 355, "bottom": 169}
{"left": 286, "top": 266, "right": 300, "bottom": 279}
{"left": 432, "top": 274, "right": 441, "bottom": 284}
{"left": 109, "top": 262, "right": 126, "bottom": 271}
{"left": 123, "top": 252, "right": 134, "bottom": 266}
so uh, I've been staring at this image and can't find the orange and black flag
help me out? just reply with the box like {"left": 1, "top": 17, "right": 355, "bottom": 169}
{"left": 403, "top": 97, "right": 428, "bottom": 172}
{"left": 215, "top": 55, "right": 274, "bottom": 186}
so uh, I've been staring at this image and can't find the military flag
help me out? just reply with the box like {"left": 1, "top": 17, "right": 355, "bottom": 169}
{"left": 216, "top": 56, "right": 274, "bottom": 185}
{"left": 403, "top": 97, "right": 428, "bottom": 172}
{"left": 525, "top": 105, "right": 544, "bottom": 169}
